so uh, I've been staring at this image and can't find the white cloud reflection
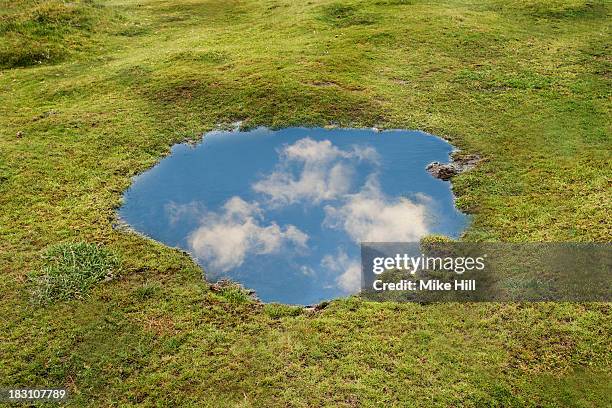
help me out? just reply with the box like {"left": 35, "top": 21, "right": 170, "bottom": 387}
{"left": 165, "top": 201, "right": 204, "bottom": 226}
{"left": 323, "top": 176, "right": 430, "bottom": 243}
{"left": 253, "top": 138, "right": 379, "bottom": 206}
{"left": 322, "top": 249, "right": 362, "bottom": 293}
{"left": 187, "top": 197, "right": 308, "bottom": 272}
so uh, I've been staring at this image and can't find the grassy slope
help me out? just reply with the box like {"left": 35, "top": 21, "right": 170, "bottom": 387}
{"left": 1, "top": 0, "right": 610, "bottom": 406}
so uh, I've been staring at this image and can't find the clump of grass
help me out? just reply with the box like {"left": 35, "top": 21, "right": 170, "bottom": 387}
{"left": 133, "top": 282, "right": 162, "bottom": 300}
{"left": 30, "top": 242, "right": 120, "bottom": 305}
{"left": 219, "top": 287, "right": 251, "bottom": 303}
{"left": 210, "top": 279, "right": 254, "bottom": 304}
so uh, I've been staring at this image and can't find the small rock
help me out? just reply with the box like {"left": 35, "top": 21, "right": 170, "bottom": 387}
{"left": 426, "top": 153, "right": 481, "bottom": 180}
{"left": 16, "top": 131, "right": 23, "bottom": 138}
{"left": 210, "top": 279, "right": 232, "bottom": 292}
{"left": 426, "top": 162, "right": 460, "bottom": 180}
{"left": 304, "top": 300, "right": 330, "bottom": 312}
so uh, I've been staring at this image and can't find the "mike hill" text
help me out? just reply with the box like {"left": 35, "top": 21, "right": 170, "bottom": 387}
{"left": 420, "top": 279, "right": 476, "bottom": 291}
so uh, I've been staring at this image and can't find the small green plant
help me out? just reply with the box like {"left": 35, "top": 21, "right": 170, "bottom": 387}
{"left": 30, "top": 242, "right": 120, "bottom": 305}
{"left": 218, "top": 286, "right": 251, "bottom": 304}
{"left": 211, "top": 280, "right": 253, "bottom": 304}
{"left": 133, "top": 282, "right": 162, "bottom": 300}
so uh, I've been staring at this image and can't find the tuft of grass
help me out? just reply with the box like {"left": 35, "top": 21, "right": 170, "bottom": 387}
{"left": 211, "top": 280, "right": 254, "bottom": 304}
{"left": 218, "top": 286, "right": 251, "bottom": 303}
{"left": 133, "top": 281, "right": 161, "bottom": 300}
{"left": 30, "top": 242, "right": 120, "bottom": 305}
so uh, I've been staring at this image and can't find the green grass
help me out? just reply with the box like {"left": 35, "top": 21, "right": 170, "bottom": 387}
{"left": 0, "top": 0, "right": 116, "bottom": 68}
{"left": 29, "top": 241, "right": 121, "bottom": 304}
{"left": 0, "top": 0, "right": 610, "bottom": 406}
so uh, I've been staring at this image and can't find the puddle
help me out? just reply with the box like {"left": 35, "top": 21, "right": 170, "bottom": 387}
{"left": 119, "top": 127, "right": 469, "bottom": 305}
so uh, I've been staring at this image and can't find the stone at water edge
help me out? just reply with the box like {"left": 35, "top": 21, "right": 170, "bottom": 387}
{"left": 427, "top": 154, "right": 481, "bottom": 180}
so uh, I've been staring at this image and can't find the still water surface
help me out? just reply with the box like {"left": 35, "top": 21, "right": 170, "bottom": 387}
{"left": 120, "top": 127, "right": 469, "bottom": 304}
